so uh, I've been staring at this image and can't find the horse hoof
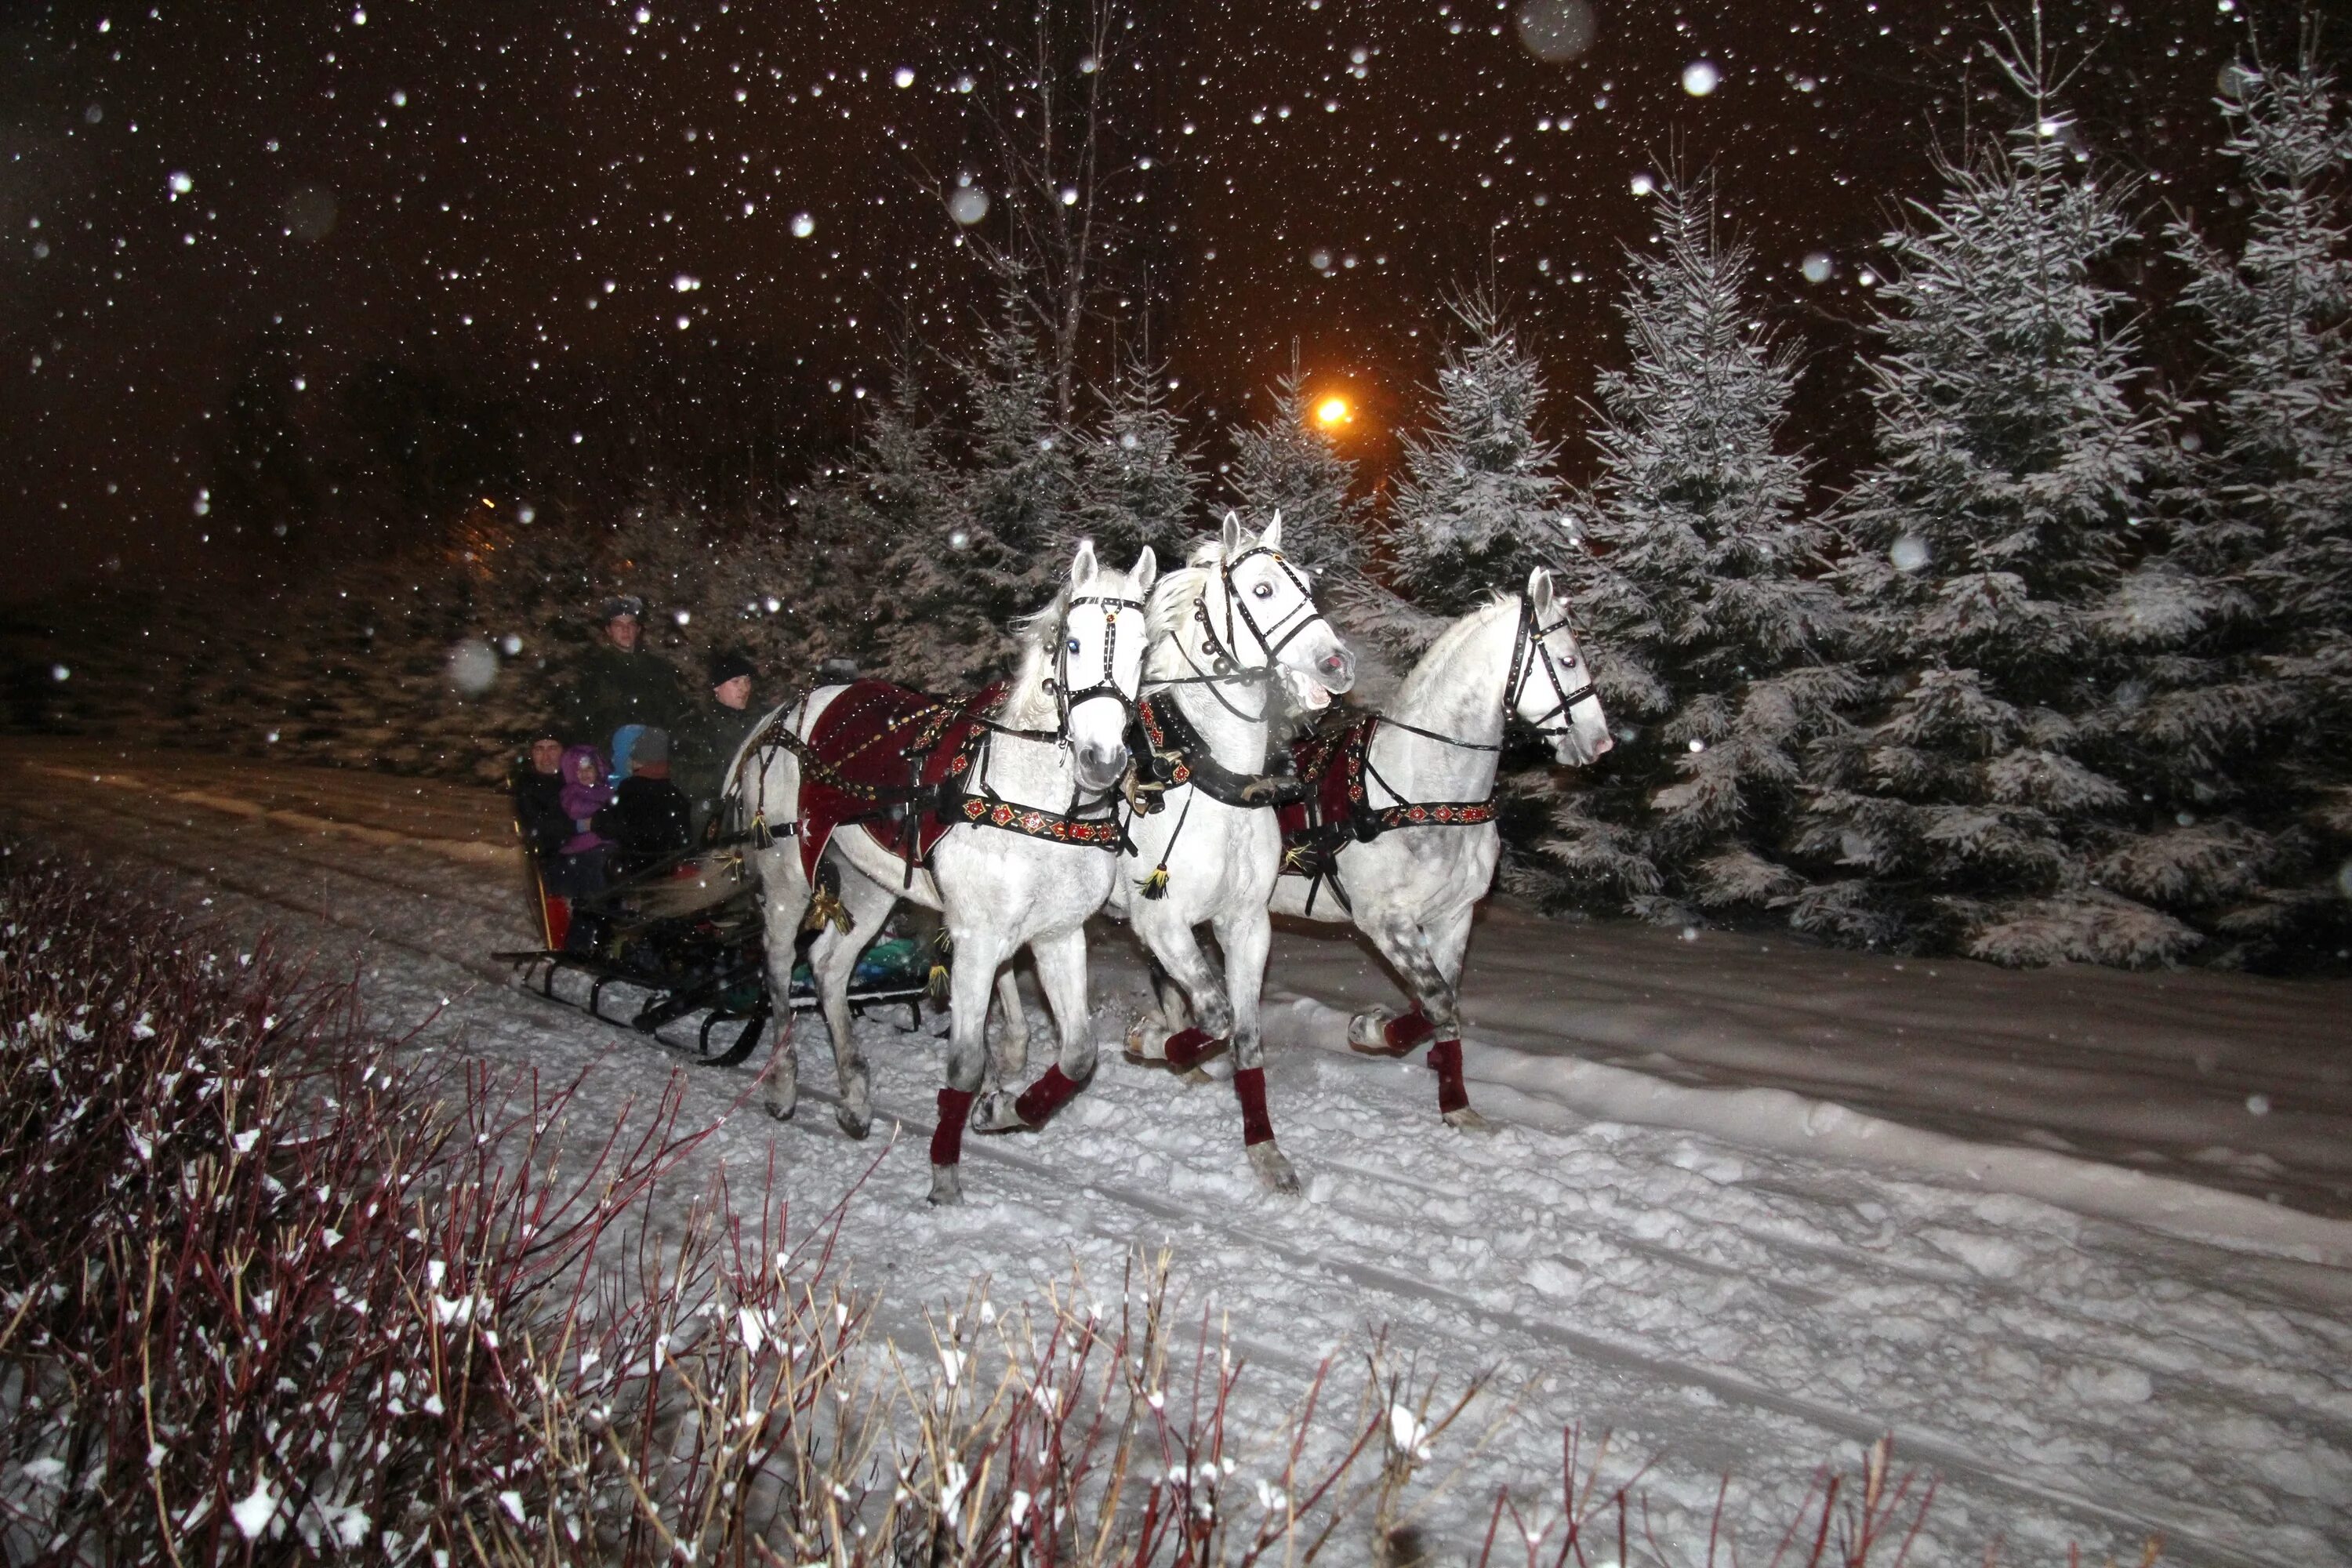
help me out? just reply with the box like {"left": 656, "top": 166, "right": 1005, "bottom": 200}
{"left": 1122, "top": 1014, "right": 1165, "bottom": 1064}
{"left": 1247, "top": 1142, "right": 1301, "bottom": 1195}
{"left": 837, "top": 1105, "right": 873, "bottom": 1141}
{"left": 1180, "top": 1066, "right": 1214, "bottom": 1087}
{"left": 1443, "top": 1106, "right": 1494, "bottom": 1134}
{"left": 971, "top": 1091, "right": 1029, "bottom": 1135}
{"left": 927, "top": 1166, "right": 964, "bottom": 1207}
{"left": 763, "top": 1092, "right": 797, "bottom": 1123}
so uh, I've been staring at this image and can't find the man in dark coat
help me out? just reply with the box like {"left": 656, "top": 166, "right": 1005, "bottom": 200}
{"left": 672, "top": 649, "right": 768, "bottom": 840}
{"left": 561, "top": 595, "right": 690, "bottom": 752}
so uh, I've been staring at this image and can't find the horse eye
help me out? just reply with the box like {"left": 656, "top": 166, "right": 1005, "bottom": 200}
{"left": 1067, "top": 638, "right": 1082, "bottom": 655}
{"left": 1252, "top": 582, "right": 1274, "bottom": 599}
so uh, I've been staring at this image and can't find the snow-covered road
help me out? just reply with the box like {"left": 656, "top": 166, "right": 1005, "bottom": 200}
{"left": 5, "top": 738, "right": 2348, "bottom": 1565}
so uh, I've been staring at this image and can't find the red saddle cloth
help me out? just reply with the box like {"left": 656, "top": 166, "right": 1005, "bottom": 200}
{"left": 793, "top": 680, "right": 1001, "bottom": 877}
{"left": 1278, "top": 713, "right": 1374, "bottom": 852}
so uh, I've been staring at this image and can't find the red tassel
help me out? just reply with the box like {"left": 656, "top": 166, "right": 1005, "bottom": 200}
{"left": 542, "top": 894, "right": 572, "bottom": 951}
{"left": 931, "top": 1087, "right": 975, "bottom": 1167}
{"left": 1164, "top": 1026, "right": 1229, "bottom": 1070}
{"left": 1233, "top": 1066, "right": 1276, "bottom": 1146}
{"left": 1428, "top": 1039, "right": 1469, "bottom": 1115}
{"left": 1012, "top": 1065, "right": 1083, "bottom": 1128}
{"left": 1383, "top": 1007, "right": 1439, "bottom": 1054}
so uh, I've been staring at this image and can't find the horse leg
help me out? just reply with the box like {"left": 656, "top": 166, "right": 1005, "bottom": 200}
{"left": 989, "top": 965, "right": 1030, "bottom": 1083}
{"left": 974, "top": 925, "right": 1094, "bottom": 1133}
{"left": 751, "top": 844, "right": 815, "bottom": 1123}
{"left": 928, "top": 926, "right": 1006, "bottom": 1206}
{"left": 1123, "top": 916, "right": 1234, "bottom": 1070}
{"left": 809, "top": 860, "right": 897, "bottom": 1140}
{"left": 1210, "top": 906, "right": 1298, "bottom": 1195}
{"left": 1359, "top": 908, "right": 1487, "bottom": 1131}
{"left": 1423, "top": 903, "right": 1488, "bottom": 1131}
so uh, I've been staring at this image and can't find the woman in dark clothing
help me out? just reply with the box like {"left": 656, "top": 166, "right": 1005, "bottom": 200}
{"left": 604, "top": 728, "right": 694, "bottom": 879}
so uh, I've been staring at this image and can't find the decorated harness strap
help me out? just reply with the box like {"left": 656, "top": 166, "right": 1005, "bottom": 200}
{"left": 1277, "top": 713, "right": 1500, "bottom": 916}
{"left": 1128, "top": 694, "right": 1308, "bottom": 811}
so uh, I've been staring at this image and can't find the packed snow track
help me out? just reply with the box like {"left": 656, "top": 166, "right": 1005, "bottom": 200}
{"left": 5, "top": 739, "right": 2348, "bottom": 1566}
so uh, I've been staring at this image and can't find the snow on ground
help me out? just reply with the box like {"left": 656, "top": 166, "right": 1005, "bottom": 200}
{"left": 5, "top": 737, "right": 2350, "bottom": 1566}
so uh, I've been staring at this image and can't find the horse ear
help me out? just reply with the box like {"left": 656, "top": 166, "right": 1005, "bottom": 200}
{"left": 1262, "top": 510, "right": 1284, "bottom": 553}
{"left": 1130, "top": 545, "right": 1159, "bottom": 595}
{"left": 1220, "top": 510, "right": 1243, "bottom": 557}
{"left": 1069, "top": 537, "right": 1100, "bottom": 589}
{"left": 1529, "top": 565, "right": 1555, "bottom": 619}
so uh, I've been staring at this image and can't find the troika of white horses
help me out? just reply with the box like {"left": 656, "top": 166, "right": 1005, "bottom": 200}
{"left": 727, "top": 512, "right": 1611, "bottom": 1204}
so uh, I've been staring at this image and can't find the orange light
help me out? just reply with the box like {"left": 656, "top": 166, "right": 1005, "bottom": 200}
{"left": 1315, "top": 396, "right": 1350, "bottom": 428}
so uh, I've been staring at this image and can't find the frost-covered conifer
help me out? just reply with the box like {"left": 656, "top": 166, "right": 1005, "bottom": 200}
{"left": 1227, "top": 361, "right": 1369, "bottom": 590}
{"left": 868, "top": 311, "right": 1076, "bottom": 689}
{"left": 2105, "top": 56, "right": 2352, "bottom": 964}
{"left": 1069, "top": 355, "right": 1203, "bottom": 568}
{"left": 1381, "top": 292, "right": 1571, "bottom": 645}
{"left": 1793, "top": 52, "right": 2192, "bottom": 965}
{"left": 1546, "top": 181, "right": 1849, "bottom": 923}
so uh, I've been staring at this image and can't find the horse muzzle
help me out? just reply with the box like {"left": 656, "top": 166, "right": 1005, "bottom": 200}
{"left": 1073, "top": 740, "right": 1129, "bottom": 795}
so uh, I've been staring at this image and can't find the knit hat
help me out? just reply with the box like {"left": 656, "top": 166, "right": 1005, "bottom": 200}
{"left": 708, "top": 650, "right": 757, "bottom": 688}
{"left": 600, "top": 593, "right": 645, "bottom": 622}
{"left": 633, "top": 727, "right": 670, "bottom": 764}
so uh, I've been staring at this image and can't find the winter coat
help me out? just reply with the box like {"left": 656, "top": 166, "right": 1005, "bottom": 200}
{"left": 671, "top": 694, "right": 768, "bottom": 833}
{"left": 603, "top": 774, "right": 693, "bottom": 879}
{"left": 561, "top": 643, "right": 690, "bottom": 751}
{"left": 510, "top": 762, "right": 571, "bottom": 861}
{"left": 557, "top": 746, "right": 615, "bottom": 855}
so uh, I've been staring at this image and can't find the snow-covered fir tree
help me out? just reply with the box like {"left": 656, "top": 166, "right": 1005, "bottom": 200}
{"left": 1069, "top": 354, "right": 1203, "bottom": 568}
{"left": 1792, "top": 54, "right": 2193, "bottom": 966}
{"left": 1379, "top": 292, "right": 1572, "bottom": 646}
{"left": 1226, "top": 360, "right": 1369, "bottom": 591}
{"left": 1545, "top": 180, "right": 1850, "bottom": 923}
{"left": 866, "top": 311, "right": 1076, "bottom": 689}
{"left": 2103, "top": 54, "right": 2352, "bottom": 965}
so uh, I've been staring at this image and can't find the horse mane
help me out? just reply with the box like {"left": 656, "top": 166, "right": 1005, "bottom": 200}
{"left": 1145, "top": 537, "right": 1225, "bottom": 649}
{"left": 1392, "top": 593, "right": 1520, "bottom": 714}
{"left": 998, "top": 586, "right": 1069, "bottom": 729}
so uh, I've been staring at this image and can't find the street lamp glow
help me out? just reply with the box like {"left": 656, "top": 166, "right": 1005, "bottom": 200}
{"left": 1316, "top": 396, "right": 1350, "bottom": 427}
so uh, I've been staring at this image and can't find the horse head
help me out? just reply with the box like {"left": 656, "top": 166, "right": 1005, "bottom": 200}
{"left": 1203, "top": 510, "right": 1356, "bottom": 710}
{"left": 1515, "top": 567, "right": 1613, "bottom": 765}
{"left": 1053, "top": 539, "right": 1158, "bottom": 794}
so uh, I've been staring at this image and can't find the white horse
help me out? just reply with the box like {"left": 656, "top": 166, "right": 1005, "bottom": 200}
{"left": 1108, "top": 512, "right": 1357, "bottom": 1194}
{"left": 1269, "top": 568, "right": 1612, "bottom": 1127}
{"left": 731, "top": 541, "right": 1157, "bottom": 1205}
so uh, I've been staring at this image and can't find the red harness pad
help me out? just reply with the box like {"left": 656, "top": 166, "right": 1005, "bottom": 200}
{"left": 794, "top": 680, "right": 1000, "bottom": 877}
{"left": 1279, "top": 714, "right": 1373, "bottom": 852}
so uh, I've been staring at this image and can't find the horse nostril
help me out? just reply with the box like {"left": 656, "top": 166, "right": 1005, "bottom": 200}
{"left": 1592, "top": 732, "right": 1614, "bottom": 756}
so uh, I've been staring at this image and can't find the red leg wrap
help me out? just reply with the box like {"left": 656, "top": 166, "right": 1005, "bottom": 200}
{"left": 1428, "top": 1039, "right": 1469, "bottom": 1115}
{"left": 1012, "top": 1065, "right": 1083, "bottom": 1128}
{"left": 1163, "top": 1026, "right": 1229, "bottom": 1070}
{"left": 931, "top": 1087, "right": 975, "bottom": 1167}
{"left": 1383, "top": 1006, "right": 1439, "bottom": 1054}
{"left": 1233, "top": 1066, "right": 1276, "bottom": 1146}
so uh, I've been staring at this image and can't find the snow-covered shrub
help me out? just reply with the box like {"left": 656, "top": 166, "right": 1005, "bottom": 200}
{"left": 1793, "top": 48, "right": 2194, "bottom": 966}
{"left": 1545, "top": 179, "right": 1852, "bottom": 926}
{"left": 1374, "top": 290, "right": 1575, "bottom": 651}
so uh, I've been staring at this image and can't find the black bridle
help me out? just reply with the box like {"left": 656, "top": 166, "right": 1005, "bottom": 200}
{"left": 1045, "top": 590, "right": 1150, "bottom": 735}
{"left": 1370, "top": 589, "right": 1599, "bottom": 755}
{"left": 1163, "top": 543, "right": 1334, "bottom": 723}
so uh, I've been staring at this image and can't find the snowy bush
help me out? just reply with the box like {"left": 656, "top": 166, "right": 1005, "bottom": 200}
{"left": 1792, "top": 49, "right": 2195, "bottom": 967}
{"left": 1544, "top": 178, "right": 1853, "bottom": 926}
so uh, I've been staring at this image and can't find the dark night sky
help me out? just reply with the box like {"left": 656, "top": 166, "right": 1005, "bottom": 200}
{"left": 0, "top": 0, "right": 2293, "bottom": 599}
